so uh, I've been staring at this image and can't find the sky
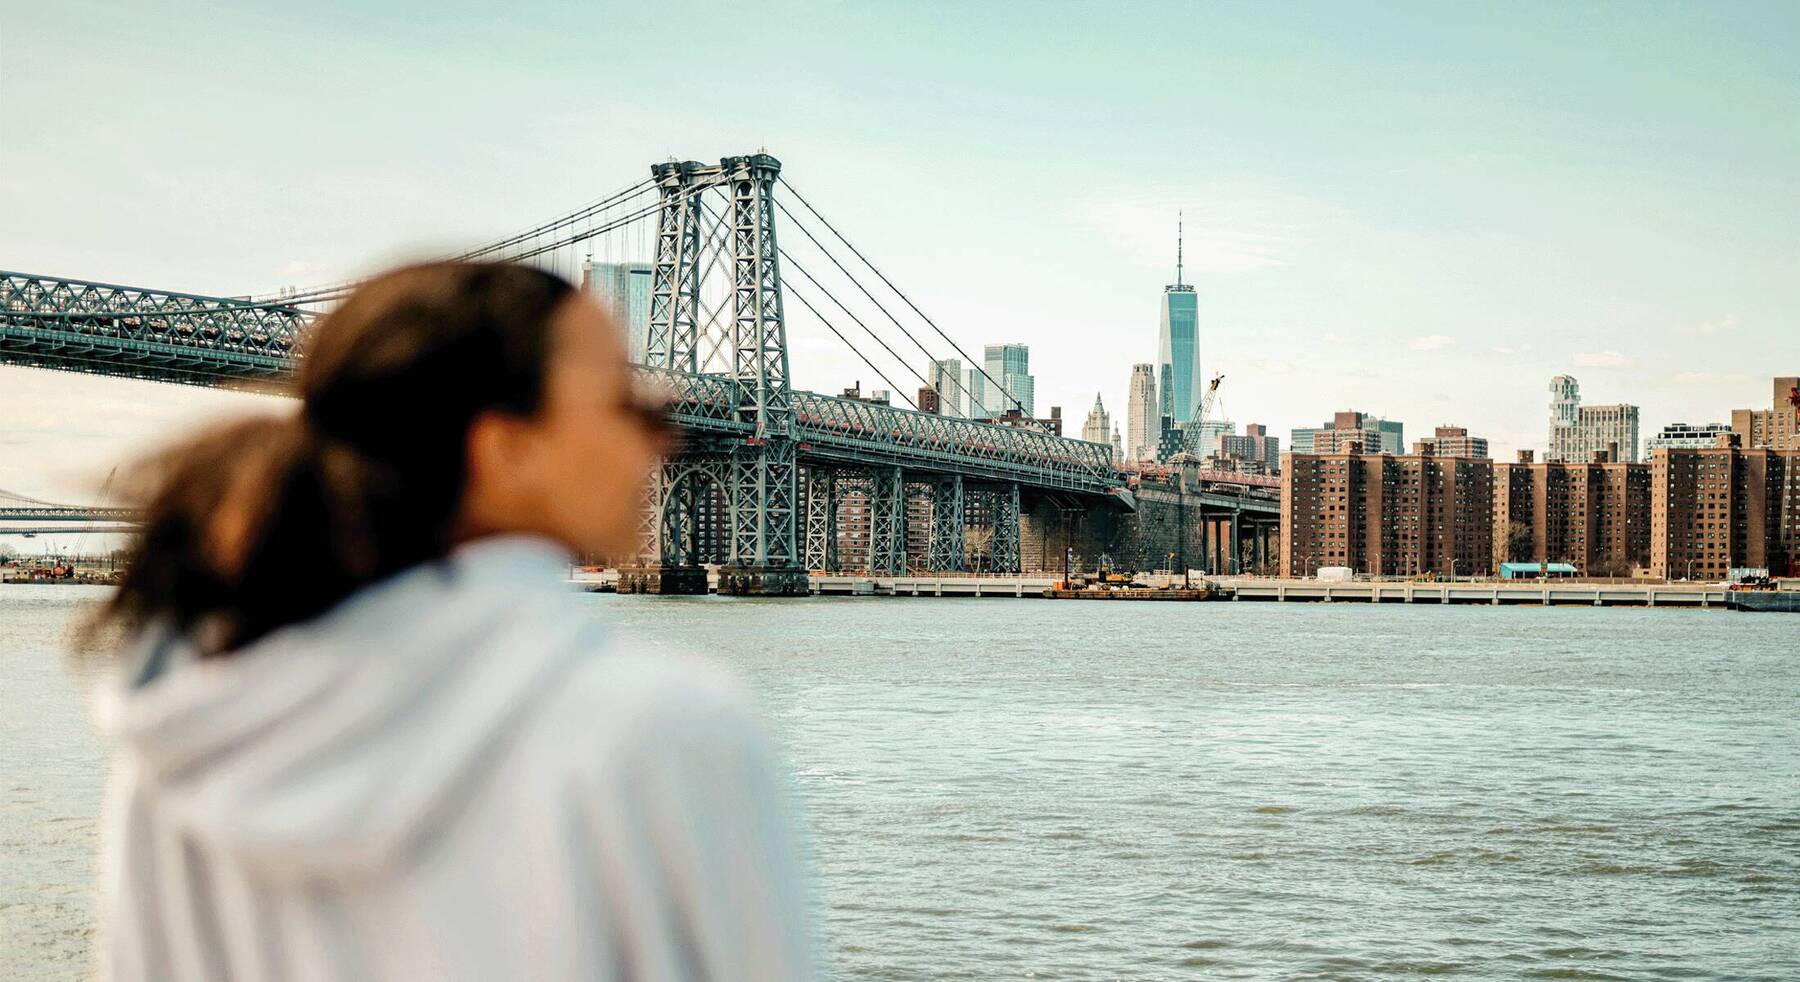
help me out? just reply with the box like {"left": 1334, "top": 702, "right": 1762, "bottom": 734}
{"left": 3, "top": 0, "right": 1798, "bottom": 534}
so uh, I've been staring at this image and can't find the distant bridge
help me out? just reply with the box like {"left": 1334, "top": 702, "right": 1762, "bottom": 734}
{"left": 0, "top": 487, "right": 136, "bottom": 524}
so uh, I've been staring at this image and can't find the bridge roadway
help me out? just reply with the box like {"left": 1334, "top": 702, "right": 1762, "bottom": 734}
{"left": 0, "top": 270, "right": 1143, "bottom": 497}
{"left": 644, "top": 367, "right": 1124, "bottom": 497}
{"left": 0, "top": 524, "right": 138, "bottom": 536}
{"left": 0, "top": 506, "right": 137, "bottom": 522}
{"left": 1, "top": 270, "right": 303, "bottom": 386}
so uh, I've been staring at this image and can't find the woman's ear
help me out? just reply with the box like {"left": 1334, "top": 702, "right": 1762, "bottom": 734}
{"left": 460, "top": 410, "right": 535, "bottom": 528}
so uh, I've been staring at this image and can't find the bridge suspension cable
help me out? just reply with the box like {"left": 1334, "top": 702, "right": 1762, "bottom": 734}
{"left": 783, "top": 285, "right": 918, "bottom": 411}
{"left": 0, "top": 487, "right": 64, "bottom": 508}
{"left": 694, "top": 199, "right": 930, "bottom": 405}
{"left": 453, "top": 179, "right": 655, "bottom": 261}
{"left": 771, "top": 179, "right": 1113, "bottom": 483}
{"left": 252, "top": 177, "right": 661, "bottom": 304}
{"left": 766, "top": 194, "right": 986, "bottom": 416}
{"left": 775, "top": 176, "right": 1024, "bottom": 416}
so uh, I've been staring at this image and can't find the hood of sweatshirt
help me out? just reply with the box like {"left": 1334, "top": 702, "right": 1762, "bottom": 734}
{"left": 104, "top": 535, "right": 591, "bottom": 881}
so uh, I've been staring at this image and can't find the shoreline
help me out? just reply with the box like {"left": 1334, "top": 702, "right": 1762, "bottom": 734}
{"left": 574, "top": 570, "right": 1749, "bottom": 609}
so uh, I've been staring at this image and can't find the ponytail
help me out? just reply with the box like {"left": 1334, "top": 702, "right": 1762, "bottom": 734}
{"left": 93, "top": 262, "right": 574, "bottom": 655}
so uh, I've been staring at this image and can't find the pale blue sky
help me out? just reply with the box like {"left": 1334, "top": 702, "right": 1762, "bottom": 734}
{"left": 2, "top": 0, "right": 1797, "bottom": 519}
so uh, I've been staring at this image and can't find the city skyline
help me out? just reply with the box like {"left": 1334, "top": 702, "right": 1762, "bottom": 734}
{"left": 3, "top": 1, "right": 1799, "bottom": 504}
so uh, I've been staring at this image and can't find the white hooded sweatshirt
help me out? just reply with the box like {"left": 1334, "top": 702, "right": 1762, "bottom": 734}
{"left": 98, "top": 535, "right": 812, "bottom": 981}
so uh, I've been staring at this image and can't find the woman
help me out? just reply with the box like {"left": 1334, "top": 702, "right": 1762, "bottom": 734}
{"left": 93, "top": 262, "right": 813, "bottom": 980}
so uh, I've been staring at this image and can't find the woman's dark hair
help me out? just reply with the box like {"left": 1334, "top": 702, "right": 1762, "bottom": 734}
{"left": 96, "top": 261, "right": 577, "bottom": 655}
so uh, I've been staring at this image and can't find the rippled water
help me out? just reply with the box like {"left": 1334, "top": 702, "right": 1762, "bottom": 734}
{"left": 5, "top": 587, "right": 1798, "bottom": 979}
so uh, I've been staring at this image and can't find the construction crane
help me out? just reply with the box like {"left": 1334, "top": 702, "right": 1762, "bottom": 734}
{"left": 1175, "top": 373, "right": 1226, "bottom": 461}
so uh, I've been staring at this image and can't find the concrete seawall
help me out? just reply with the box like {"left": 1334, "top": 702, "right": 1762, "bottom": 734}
{"left": 1217, "top": 578, "right": 1727, "bottom": 607}
{"left": 580, "top": 568, "right": 1732, "bottom": 606}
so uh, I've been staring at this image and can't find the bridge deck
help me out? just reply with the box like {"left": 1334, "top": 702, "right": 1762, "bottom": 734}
{"left": 1, "top": 270, "right": 1288, "bottom": 509}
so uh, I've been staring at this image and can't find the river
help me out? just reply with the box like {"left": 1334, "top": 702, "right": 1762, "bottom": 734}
{"left": 4, "top": 586, "right": 1797, "bottom": 979}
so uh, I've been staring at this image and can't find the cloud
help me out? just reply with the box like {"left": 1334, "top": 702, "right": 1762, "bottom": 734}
{"left": 1490, "top": 343, "right": 1534, "bottom": 355}
{"left": 1076, "top": 182, "right": 1315, "bottom": 275}
{"left": 1321, "top": 332, "right": 1348, "bottom": 344}
{"left": 1573, "top": 350, "right": 1629, "bottom": 368}
{"left": 1690, "top": 315, "right": 1739, "bottom": 335}
{"left": 274, "top": 259, "right": 329, "bottom": 280}
{"left": 1673, "top": 370, "right": 1753, "bottom": 386}
{"left": 1408, "top": 334, "right": 1454, "bottom": 351}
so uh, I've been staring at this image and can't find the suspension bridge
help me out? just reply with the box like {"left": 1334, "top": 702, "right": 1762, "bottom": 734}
{"left": 1, "top": 151, "right": 1275, "bottom": 591}
{"left": 0, "top": 488, "right": 135, "bottom": 536}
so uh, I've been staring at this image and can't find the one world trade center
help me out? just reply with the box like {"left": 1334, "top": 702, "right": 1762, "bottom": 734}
{"left": 1158, "top": 214, "right": 1201, "bottom": 424}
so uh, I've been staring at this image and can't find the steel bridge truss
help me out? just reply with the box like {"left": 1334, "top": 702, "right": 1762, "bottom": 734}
{"left": 0, "top": 270, "right": 308, "bottom": 386}
{"left": 786, "top": 464, "right": 1018, "bottom": 576}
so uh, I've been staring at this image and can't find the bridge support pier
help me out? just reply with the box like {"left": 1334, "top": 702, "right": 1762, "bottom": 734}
{"left": 988, "top": 482, "right": 1021, "bottom": 575}
{"left": 929, "top": 475, "right": 965, "bottom": 573}
{"left": 867, "top": 465, "right": 905, "bottom": 575}
{"left": 717, "top": 565, "right": 810, "bottom": 596}
{"left": 803, "top": 466, "right": 838, "bottom": 572}
{"left": 618, "top": 564, "right": 708, "bottom": 595}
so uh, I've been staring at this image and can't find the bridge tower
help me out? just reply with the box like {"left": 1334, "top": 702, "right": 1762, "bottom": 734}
{"left": 626, "top": 153, "right": 807, "bottom": 596}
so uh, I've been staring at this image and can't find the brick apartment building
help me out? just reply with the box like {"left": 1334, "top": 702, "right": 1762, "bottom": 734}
{"left": 1493, "top": 449, "right": 1651, "bottom": 577}
{"left": 1651, "top": 438, "right": 1800, "bottom": 579}
{"left": 1412, "top": 425, "right": 1490, "bottom": 459}
{"left": 1281, "top": 448, "right": 1494, "bottom": 578}
{"left": 1730, "top": 375, "right": 1800, "bottom": 450}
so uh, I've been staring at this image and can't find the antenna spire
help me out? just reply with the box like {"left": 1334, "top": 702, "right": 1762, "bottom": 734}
{"left": 1176, "top": 210, "right": 1184, "bottom": 287}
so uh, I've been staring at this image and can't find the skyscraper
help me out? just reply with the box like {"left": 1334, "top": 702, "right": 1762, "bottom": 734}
{"left": 1080, "top": 393, "right": 1111, "bottom": 446}
{"left": 1158, "top": 215, "right": 1202, "bottom": 424}
{"left": 581, "top": 259, "right": 653, "bottom": 363}
{"left": 964, "top": 367, "right": 993, "bottom": 418}
{"left": 984, "top": 343, "right": 1033, "bottom": 417}
{"left": 1547, "top": 375, "right": 1641, "bottom": 463}
{"left": 927, "top": 358, "right": 964, "bottom": 418}
{"left": 1127, "top": 363, "right": 1158, "bottom": 462}
{"left": 1549, "top": 375, "right": 1581, "bottom": 446}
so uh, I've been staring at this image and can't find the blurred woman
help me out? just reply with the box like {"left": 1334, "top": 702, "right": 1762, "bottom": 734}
{"left": 92, "top": 262, "right": 812, "bottom": 980}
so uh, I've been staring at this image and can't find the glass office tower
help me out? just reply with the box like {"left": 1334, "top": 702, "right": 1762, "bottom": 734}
{"left": 1158, "top": 283, "right": 1200, "bottom": 423}
{"left": 581, "top": 259, "right": 654, "bottom": 364}
{"left": 983, "top": 343, "right": 1034, "bottom": 417}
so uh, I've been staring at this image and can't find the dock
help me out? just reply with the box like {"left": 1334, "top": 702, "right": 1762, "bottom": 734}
{"left": 1043, "top": 586, "right": 1224, "bottom": 600}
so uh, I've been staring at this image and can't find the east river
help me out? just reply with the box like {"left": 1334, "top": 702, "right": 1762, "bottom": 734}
{"left": 4, "top": 587, "right": 1797, "bottom": 979}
